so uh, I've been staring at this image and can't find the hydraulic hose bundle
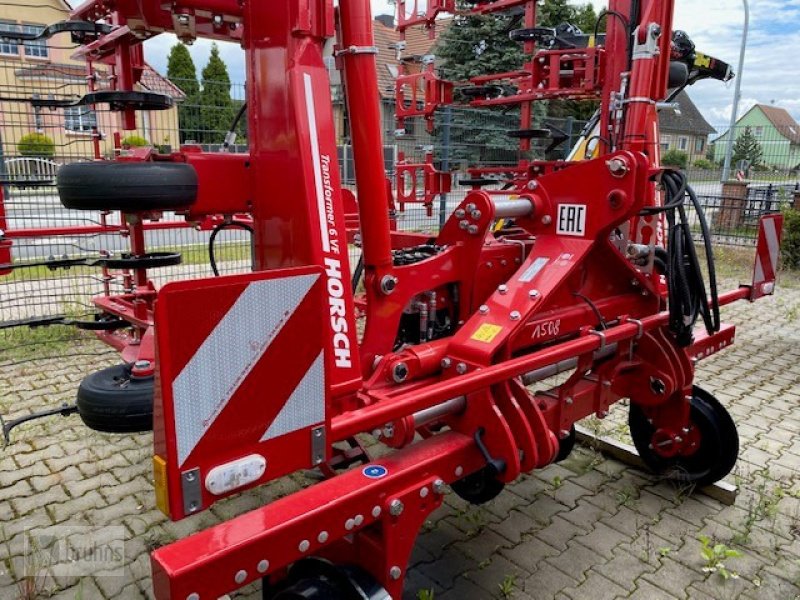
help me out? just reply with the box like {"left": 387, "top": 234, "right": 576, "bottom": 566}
{"left": 642, "top": 170, "right": 720, "bottom": 346}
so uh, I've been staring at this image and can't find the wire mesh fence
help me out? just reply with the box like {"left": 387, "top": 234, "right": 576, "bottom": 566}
{"left": 0, "top": 22, "right": 797, "bottom": 370}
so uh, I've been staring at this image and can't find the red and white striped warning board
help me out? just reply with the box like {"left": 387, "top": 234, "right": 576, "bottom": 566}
{"left": 153, "top": 266, "right": 327, "bottom": 519}
{"left": 751, "top": 214, "right": 783, "bottom": 300}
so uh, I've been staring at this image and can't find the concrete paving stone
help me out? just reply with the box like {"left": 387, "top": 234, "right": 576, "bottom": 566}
{"left": 489, "top": 509, "right": 542, "bottom": 544}
{"left": 403, "top": 567, "right": 441, "bottom": 600}
{"left": 627, "top": 578, "right": 681, "bottom": 600}
{"left": 465, "top": 551, "right": 529, "bottom": 596}
{"left": 563, "top": 568, "right": 628, "bottom": 600}
{"left": 590, "top": 547, "right": 656, "bottom": 594}
{"left": 437, "top": 573, "right": 501, "bottom": 600}
{"left": 639, "top": 557, "right": 705, "bottom": 599}
{"left": 533, "top": 515, "right": 586, "bottom": 552}
{"left": 63, "top": 470, "right": 119, "bottom": 499}
{"left": 457, "top": 528, "right": 510, "bottom": 562}
{"left": 417, "top": 547, "right": 477, "bottom": 589}
{"left": 599, "top": 506, "right": 648, "bottom": 539}
{"left": 0, "top": 460, "right": 50, "bottom": 487}
{"left": 686, "top": 576, "right": 753, "bottom": 600}
{"left": 10, "top": 484, "right": 69, "bottom": 517}
{"left": 47, "top": 576, "right": 106, "bottom": 600}
{"left": 48, "top": 490, "right": 105, "bottom": 524}
{"left": 558, "top": 500, "right": 615, "bottom": 534}
{"left": 572, "top": 521, "right": 629, "bottom": 556}
{"left": 415, "top": 519, "right": 471, "bottom": 562}
{"left": 522, "top": 561, "right": 581, "bottom": 599}
{"left": 499, "top": 536, "right": 560, "bottom": 573}
{"left": 544, "top": 539, "right": 605, "bottom": 583}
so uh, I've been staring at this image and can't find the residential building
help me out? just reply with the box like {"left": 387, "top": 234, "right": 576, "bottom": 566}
{"left": 658, "top": 90, "right": 716, "bottom": 164}
{"left": 711, "top": 104, "right": 800, "bottom": 171}
{"left": 0, "top": 0, "right": 184, "bottom": 164}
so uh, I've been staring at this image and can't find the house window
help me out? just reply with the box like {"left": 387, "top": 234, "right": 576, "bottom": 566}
{"left": 22, "top": 24, "right": 47, "bottom": 58}
{"left": 660, "top": 143, "right": 669, "bottom": 152}
{"left": 0, "top": 21, "right": 20, "bottom": 56}
{"left": 64, "top": 105, "right": 97, "bottom": 132}
{"left": 754, "top": 126, "right": 764, "bottom": 137}
{"left": 678, "top": 137, "right": 688, "bottom": 151}
{"left": 695, "top": 138, "right": 705, "bottom": 153}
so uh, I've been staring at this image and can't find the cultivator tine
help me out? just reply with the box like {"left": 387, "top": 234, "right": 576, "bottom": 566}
{"left": 1, "top": 404, "right": 78, "bottom": 446}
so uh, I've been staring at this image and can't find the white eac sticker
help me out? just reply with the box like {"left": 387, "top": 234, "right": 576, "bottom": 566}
{"left": 557, "top": 204, "right": 587, "bottom": 237}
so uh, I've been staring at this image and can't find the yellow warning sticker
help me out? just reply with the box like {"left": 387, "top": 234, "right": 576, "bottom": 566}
{"left": 471, "top": 323, "right": 503, "bottom": 343}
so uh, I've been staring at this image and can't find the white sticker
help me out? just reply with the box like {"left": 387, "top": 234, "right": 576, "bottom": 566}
{"left": 519, "top": 257, "right": 549, "bottom": 283}
{"left": 557, "top": 204, "right": 587, "bottom": 237}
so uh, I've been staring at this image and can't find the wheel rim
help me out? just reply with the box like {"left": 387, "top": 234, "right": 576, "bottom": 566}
{"left": 629, "top": 386, "right": 739, "bottom": 487}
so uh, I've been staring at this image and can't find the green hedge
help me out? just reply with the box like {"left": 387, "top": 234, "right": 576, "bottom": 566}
{"left": 18, "top": 132, "right": 55, "bottom": 157}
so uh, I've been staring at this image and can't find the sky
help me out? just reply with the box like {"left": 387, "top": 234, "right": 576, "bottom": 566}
{"left": 144, "top": 0, "right": 800, "bottom": 127}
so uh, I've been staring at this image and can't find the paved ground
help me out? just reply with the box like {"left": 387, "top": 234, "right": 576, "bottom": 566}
{"left": 1, "top": 270, "right": 800, "bottom": 600}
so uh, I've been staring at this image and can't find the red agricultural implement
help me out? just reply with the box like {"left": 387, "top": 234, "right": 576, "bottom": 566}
{"left": 1, "top": 0, "right": 787, "bottom": 598}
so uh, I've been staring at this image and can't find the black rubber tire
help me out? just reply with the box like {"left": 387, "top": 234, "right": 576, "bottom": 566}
{"left": 76, "top": 363, "right": 153, "bottom": 433}
{"left": 451, "top": 465, "right": 506, "bottom": 505}
{"left": 57, "top": 161, "right": 197, "bottom": 211}
{"left": 629, "top": 386, "right": 739, "bottom": 487}
{"left": 555, "top": 425, "right": 576, "bottom": 462}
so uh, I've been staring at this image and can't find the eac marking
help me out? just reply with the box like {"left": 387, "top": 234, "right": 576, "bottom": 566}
{"left": 557, "top": 204, "right": 587, "bottom": 237}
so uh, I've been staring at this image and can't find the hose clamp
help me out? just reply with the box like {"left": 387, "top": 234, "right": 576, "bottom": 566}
{"left": 588, "top": 329, "right": 607, "bottom": 351}
{"left": 336, "top": 45, "right": 379, "bottom": 56}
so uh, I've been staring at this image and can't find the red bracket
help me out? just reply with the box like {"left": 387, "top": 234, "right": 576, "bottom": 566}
{"left": 395, "top": 63, "right": 453, "bottom": 133}
{"left": 395, "top": 151, "right": 452, "bottom": 215}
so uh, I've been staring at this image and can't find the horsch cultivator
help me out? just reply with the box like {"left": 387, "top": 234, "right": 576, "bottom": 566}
{"left": 1, "top": 0, "right": 786, "bottom": 597}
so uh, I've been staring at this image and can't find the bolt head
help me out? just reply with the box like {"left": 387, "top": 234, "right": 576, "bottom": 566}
{"left": 565, "top": 396, "right": 574, "bottom": 405}
{"left": 392, "top": 362, "right": 409, "bottom": 383}
{"left": 390, "top": 566, "right": 402, "bottom": 580}
{"left": 455, "top": 209, "right": 466, "bottom": 219}
{"left": 479, "top": 305, "right": 490, "bottom": 315}
{"left": 257, "top": 560, "right": 270, "bottom": 574}
{"left": 441, "top": 357, "right": 452, "bottom": 369}
{"left": 529, "top": 289, "right": 540, "bottom": 299}
{"left": 498, "top": 284, "right": 508, "bottom": 294}
{"left": 380, "top": 275, "right": 398, "bottom": 295}
{"left": 234, "top": 569, "right": 247, "bottom": 584}
{"left": 317, "top": 531, "right": 329, "bottom": 543}
{"left": 372, "top": 505, "right": 382, "bottom": 518}
{"left": 510, "top": 311, "right": 521, "bottom": 321}
{"left": 354, "top": 514, "right": 364, "bottom": 526}
{"left": 389, "top": 499, "right": 404, "bottom": 516}
{"left": 467, "top": 224, "right": 479, "bottom": 235}
{"left": 432, "top": 479, "right": 446, "bottom": 494}
{"left": 527, "top": 180, "right": 539, "bottom": 190}
{"left": 471, "top": 210, "right": 482, "bottom": 220}
{"left": 455, "top": 465, "right": 464, "bottom": 477}
{"left": 420, "top": 487, "right": 429, "bottom": 498}
{"left": 541, "top": 215, "right": 552, "bottom": 225}
{"left": 456, "top": 363, "right": 468, "bottom": 374}
{"left": 298, "top": 540, "right": 310, "bottom": 552}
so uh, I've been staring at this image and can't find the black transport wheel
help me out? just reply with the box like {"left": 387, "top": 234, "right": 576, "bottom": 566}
{"left": 76, "top": 364, "right": 153, "bottom": 433}
{"left": 264, "top": 558, "right": 389, "bottom": 600}
{"left": 555, "top": 425, "right": 576, "bottom": 463}
{"left": 57, "top": 161, "right": 197, "bottom": 211}
{"left": 629, "top": 386, "right": 738, "bottom": 487}
{"left": 451, "top": 465, "right": 506, "bottom": 505}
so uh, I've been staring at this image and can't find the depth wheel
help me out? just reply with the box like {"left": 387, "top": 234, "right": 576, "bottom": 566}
{"left": 76, "top": 364, "right": 153, "bottom": 433}
{"left": 555, "top": 425, "right": 576, "bottom": 462}
{"left": 629, "top": 386, "right": 738, "bottom": 487}
{"left": 451, "top": 465, "right": 505, "bottom": 505}
{"left": 57, "top": 161, "right": 197, "bottom": 211}
{"left": 264, "top": 558, "right": 388, "bottom": 600}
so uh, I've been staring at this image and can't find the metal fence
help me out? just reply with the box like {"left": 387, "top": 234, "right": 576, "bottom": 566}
{"left": 0, "top": 52, "right": 797, "bottom": 368}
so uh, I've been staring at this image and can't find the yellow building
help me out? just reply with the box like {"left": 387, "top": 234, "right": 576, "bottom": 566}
{"left": 0, "top": 0, "right": 184, "bottom": 166}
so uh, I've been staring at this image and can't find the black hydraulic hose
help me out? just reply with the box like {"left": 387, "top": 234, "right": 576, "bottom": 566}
{"left": 351, "top": 253, "right": 364, "bottom": 293}
{"left": 209, "top": 222, "right": 254, "bottom": 276}
{"left": 223, "top": 102, "right": 247, "bottom": 149}
{"left": 656, "top": 170, "right": 720, "bottom": 346}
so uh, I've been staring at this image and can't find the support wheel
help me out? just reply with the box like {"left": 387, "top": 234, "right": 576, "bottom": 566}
{"left": 451, "top": 465, "right": 505, "bottom": 505}
{"left": 264, "top": 558, "right": 388, "bottom": 600}
{"left": 57, "top": 161, "right": 197, "bottom": 211}
{"left": 555, "top": 425, "right": 576, "bottom": 462}
{"left": 628, "top": 386, "right": 738, "bottom": 487}
{"left": 76, "top": 364, "right": 153, "bottom": 433}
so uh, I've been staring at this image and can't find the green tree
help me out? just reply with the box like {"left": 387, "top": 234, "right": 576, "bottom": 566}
{"left": 538, "top": 0, "right": 574, "bottom": 27}
{"left": 662, "top": 149, "right": 688, "bottom": 169}
{"left": 167, "top": 43, "right": 201, "bottom": 143}
{"left": 732, "top": 126, "right": 764, "bottom": 171}
{"left": 199, "top": 43, "right": 234, "bottom": 144}
{"left": 18, "top": 132, "right": 55, "bottom": 157}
